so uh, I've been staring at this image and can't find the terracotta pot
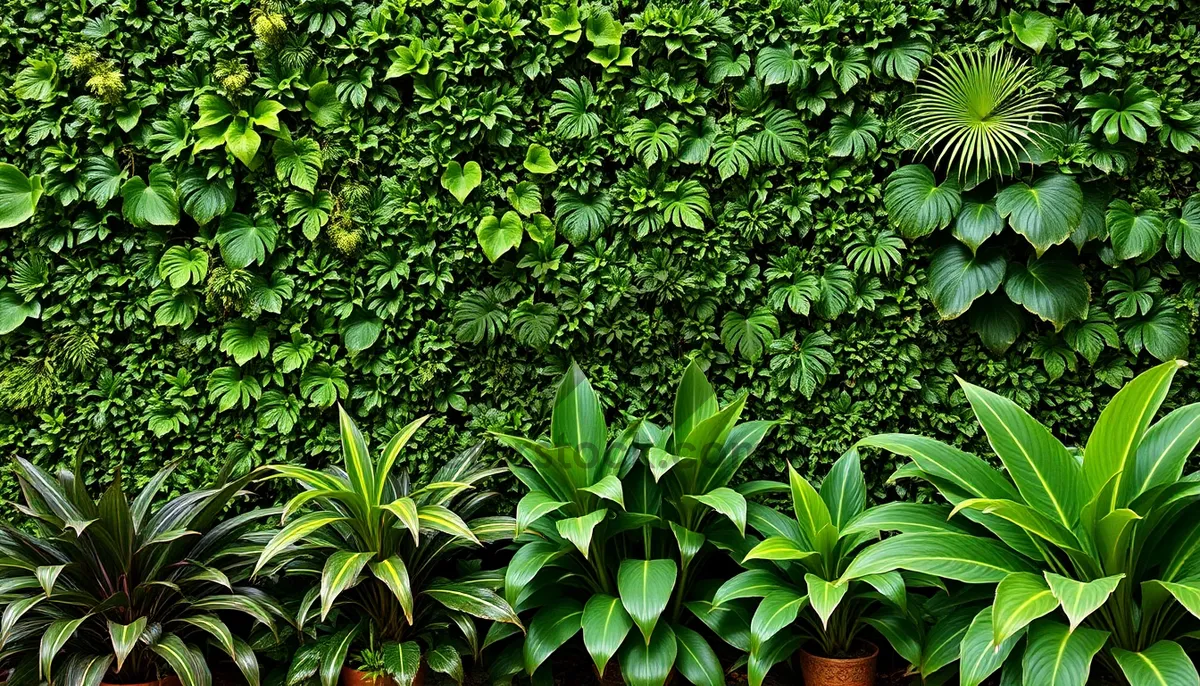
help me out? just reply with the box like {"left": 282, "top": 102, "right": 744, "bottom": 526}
{"left": 101, "top": 678, "right": 183, "bottom": 686}
{"left": 798, "top": 641, "right": 878, "bottom": 686}
{"left": 340, "top": 662, "right": 427, "bottom": 686}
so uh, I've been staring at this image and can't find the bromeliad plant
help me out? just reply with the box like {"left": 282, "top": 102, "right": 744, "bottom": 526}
{"left": 255, "top": 408, "right": 522, "bottom": 686}
{"left": 490, "top": 360, "right": 777, "bottom": 686}
{"left": 846, "top": 360, "right": 1200, "bottom": 685}
{"left": 0, "top": 455, "right": 277, "bottom": 686}
{"left": 712, "top": 450, "right": 966, "bottom": 682}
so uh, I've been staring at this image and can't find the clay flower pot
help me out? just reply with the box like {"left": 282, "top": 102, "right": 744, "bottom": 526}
{"left": 101, "top": 678, "right": 183, "bottom": 686}
{"left": 340, "top": 662, "right": 427, "bottom": 686}
{"left": 798, "top": 641, "right": 878, "bottom": 686}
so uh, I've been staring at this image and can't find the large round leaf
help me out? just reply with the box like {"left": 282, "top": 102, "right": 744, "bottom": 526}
{"left": 929, "top": 243, "right": 1006, "bottom": 319}
{"left": 995, "top": 174, "right": 1082, "bottom": 254}
{"left": 1004, "top": 255, "right": 1089, "bottom": 329}
{"left": 884, "top": 164, "right": 961, "bottom": 238}
{"left": 218, "top": 213, "right": 279, "bottom": 268}
{"left": 1107, "top": 199, "right": 1165, "bottom": 260}
{"left": 0, "top": 164, "right": 43, "bottom": 228}
{"left": 121, "top": 164, "right": 179, "bottom": 227}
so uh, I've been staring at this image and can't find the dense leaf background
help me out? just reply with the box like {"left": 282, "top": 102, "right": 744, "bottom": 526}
{"left": 1, "top": 0, "right": 1198, "bottom": 499}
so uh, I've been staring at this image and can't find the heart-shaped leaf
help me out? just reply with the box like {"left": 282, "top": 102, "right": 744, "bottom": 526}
{"left": 218, "top": 212, "right": 279, "bottom": 268}
{"left": 476, "top": 211, "right": 523, "bottom": 262}
{"left": 523, "top": 144, "right": 559, "bottom": 174}
{"left": 929, "top": 243, "right": 1006, "bottom": 319}
{"left": 1005, "top": 255, "right": 1090, "bottom": 329}
{"left": 442, "top": 161, "right": 482, "bottom": 204}
{"left": 1107, "top": 200, "right": 1165, "bottom": 260}
{"left": 0, "top": 163, "right": 44, "bottom": 228}
{"left": 121, "top": 164, "right": 179, "bottom": 227}
{"left": 996, "top": 174, "right": 1082, "bottom": 255}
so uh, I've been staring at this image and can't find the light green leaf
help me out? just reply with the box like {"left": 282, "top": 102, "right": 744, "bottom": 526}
{"left": 523, "top": 144, "right": 558, "bottom": 174}
{"left": 1045, "top": 573, "right": 1124, "bottom": 630}
{"left": 121, "top": 164, "right": 179, "bottom": 227}
{"left": 1112, "top": 641, "right": 1200, "bottom": 686}
{"left": 1022, "top": 620, "right": 1108, "bottom": 686}
{"left": 442, "top": 161, "right": 482, "bottom": 204}
{"left": 992, "top": 572, "right": 1059, "bottom": 645}
{"left": 556, "top": 509, "right": 607, "bottom": 557}
{"left": 804, "top": 574, "right": 847, "bottom": 630}
{"left": 0, "top": 164, "right": 44, "bottom": 228}
{"left": 618, "top": 559, "right": 678, "bottom": 644}
{"left": 476, "top": 211, "right": 523, "bottom": 262}
{"left": 581, "top": 593, "right": 634, "bottom": 674}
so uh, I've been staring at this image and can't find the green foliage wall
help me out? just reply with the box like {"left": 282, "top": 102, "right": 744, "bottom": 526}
{"left": 1, "top": 0, "right": 1199, "bottom": 498}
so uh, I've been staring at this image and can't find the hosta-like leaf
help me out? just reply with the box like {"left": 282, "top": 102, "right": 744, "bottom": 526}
{"left": 1022, "top": 620, "right": 1108, "bottom": 686}
{"left": 1107, "top": 200, "right": 1166, "bottom": 261}
{"left": 1045, "top": 573, "right": 1123, "bottom": 630}
{"left": 618, "top": 559, "right": 678, "bottom": 644}
{"left": 581, "top": 593, "right": 634, "bottom": 673}
{"left": 883, "top": 164, "right": 962, "bottom": 237}
{"left": 1112, "top": 641, "right": 1199, "bottom": 686}
{"left": 996, "top": 174, "right": 1083, "bottom": 254}
{"left": 992, "top": 572, "right": 1059, "bottom": 645}
{"left": 929, "top": 243, "right": 1006, "bottom": 319}
{"left": 121, "top": 164, "right": 179, "bottom": 227}
{"left": 0, "top": 163, "right": 44, "bottom": 228}
{"left": 1004, "top": 255, "right": 1090, "bottom": 329}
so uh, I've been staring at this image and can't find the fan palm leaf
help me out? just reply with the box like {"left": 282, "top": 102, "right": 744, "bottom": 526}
{"left": 901, "top": 50, "right": 1057, "bottom": 181}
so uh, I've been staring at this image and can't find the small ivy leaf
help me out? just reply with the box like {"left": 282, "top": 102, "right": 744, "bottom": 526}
{"left": 523, "top": 144, "right": 558, "bottom": 174}
{"left": 929, "top": 243, "right": 1007, "bottom": 320}
{"left": 0, "top": 289, "right": 40, "bottom": 335}
{"left": 995, "top": 173, "right": 1083, "bottom": 255}
{"left": 158, "top": 246, "right": 209, "bottom": 289}
{"left": 0, "top": 164, "right": 45, "bottom": 229}
{"left": 1005, "top": 255, "right": 1090, "bottom": 330}
{"left": 121, "top": 164, "right": 179, "bottom": 227}
{"left": 507, "top": 181, "right": 542, "bottom": 216}
{"left": 476, "top": 211, "right": 524, "bottom": 263}
{"left": 217, "top": 213, "right": 279, "bottom": 268}
{"left": 721, "top": 307, "right": 779, "bottom": 363}
{"left": 1106, "top": 200, "right": 1165, "bottom": 261}
{"left": 1009, "top": 11, "right": 1057, "bottom": 54}
{"left": 883, "top": 165, "right": 961, "bottom": 238}
{"left": 441, "top": 161, "right": 482, "bottom": 204}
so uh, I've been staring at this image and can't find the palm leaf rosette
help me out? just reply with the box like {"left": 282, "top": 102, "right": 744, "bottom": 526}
{"left": 0, "top": 455, "right": 278, "bottom": 686}
{"left": 847, "top": 360, "right": 1200, "bottom": 685}
{"left": 255, "top": 408, "right": 522, "bottom": 686}
{"left": 489, "top": 360, "right": 776, "bottom": 686}
{"left": 900, "top": 49, "right": 1057, "bottom": 182}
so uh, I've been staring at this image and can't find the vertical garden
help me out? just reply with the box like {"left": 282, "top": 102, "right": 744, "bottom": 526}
{"left": 1, "top": 0, "right": 1200, "bottom": 683}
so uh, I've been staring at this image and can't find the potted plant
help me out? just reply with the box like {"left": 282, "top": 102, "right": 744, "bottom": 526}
{"left": 255, "top": 407, "right": 522, "bottom": 686}
{"left": 848, "top": 360, "right": 1200, "bottom": 684}
{"left": 0, "top": 454, "right": 277, "bottom": 686}
{"left": 488, "top": 360, "right": 777, "bottom": 686}
{"left": 714, "top": 449, "right": 968, "bottom": 686}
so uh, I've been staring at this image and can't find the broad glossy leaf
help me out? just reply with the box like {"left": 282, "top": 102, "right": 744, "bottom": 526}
{"left": 1084, "top": 360, "right": 1183, "bottom": 507}
{"left": 741, "top": 536, "right": 817, "bottom": 563}
{"left": 524, "top": 144, "right": 558, "bottom": 174}
{"left": 1134, "top": 404, "right": 1200, "bottom": 497}
{"left": 992, "top": 572, "right": 1059, "bottom": 645}
{"left": 1045, "top": 573, "right": 1123, "bottom": 630}
{"left": 476, "top": 211, "right": 523, "bottom": 263}
{"left": 789, "top": 462, "right": 831, "bottom": 546}
{"left": 426, "top": 583, "right": 522, "bottom": 626}
{"left": 515, "top": 491, "right": 568, "bottom": 536}
{"left": 685, "top": 487, "right": 746, "bottom": 535}
{"left": 108, "top": 618, "right": 147, "bottom": 672}
{"left": 524, "top": 600, "right": 583, "bottom": 674}
{"left": 619, "top": 622, "right": 677, "bottom": 686}
{"left": 556, "top": 509, "right": 606, "bottom": 557}
{"left": 581, "top": 593, "right": 633, "bottom": 673}
{"left": 749, "top": 589, "right": 808, "bottom": 650}
{"left": 551, "top": 362, "right": 606, "bottom": 482}
{"left": 319, "top": 551, "right": 373, "bottom": 619}
{"left": 712, "top": 568, "right": 794, "bottom": 606}
{"left": 996, "top": 174, "right": 1083, "bottom": 254}
{"left": 1112, "top": 640, "right": 1200, "bottom": 686}
{"left": 383, "top": 641, "right": 421, "bottom": 686}
{"left": 1108, "top": 200, "right": 1166, "bottom": 261}
{"left": 930, "top": 243, "right": 1006, "bottom": 319}
{"left": 959, "top": 607, "right": 1024, "bottom": 686}
{"left": 674, "top": 360, "right": 718, "bottom": 451}
{"left": 1004, "top": 255, "right": 1090, "bottom": 329}
{"left": 843, "top": 532, "right": 1036, "bottom": 584}
{"left": 884, "top": 164, "right": 961, "bottom": 237}
{"left": 804, "top": 574, "right": 847, "bottom": 629}
{"left": 673, "top": 625, "right": 723, "bottom": 686}
{"left": 581, "top": 474, "right": 625, "bottom": 508}
{"left": 960, "top": 379, "right": 1084, "bottom": 527}
{"left": 0, "top": 163, "right": 43, "bottom": 228}
{"left": 505, "top": 539, "right": 567, "bottom": 607}
{"left": 121, "top": 164, "right": 179, "bottom": 226}
{"left": 217, "top": 212, "right": 278, "bottom": 268}
{"left": 618, "top": 559, "right": 677, "bottom": 643}
{"left": 955, "top": 201, "right": 1004, "bottom": 251}
{"left": 1022, "top": 620, "right": 1108, "bottom": 686}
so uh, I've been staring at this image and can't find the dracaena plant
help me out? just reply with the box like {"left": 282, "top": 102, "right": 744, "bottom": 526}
{"left": 489, "top": 360, "right": 776, "bottom": 686}
{"left": 845, "top": 360, "right": 1200, "bottom": 686}
{"left": 254, "top": 408, "right": 522, "bottom": 686}
{"left": 712, "top": 450, "right": 962, "bottom": 683}
{"left": 0, "top": 455, "right": 277, "bottom": 686}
